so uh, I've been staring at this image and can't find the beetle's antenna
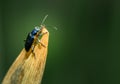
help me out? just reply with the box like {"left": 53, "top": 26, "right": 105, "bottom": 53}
{"left": 46, "top": 25, "right": 58, "bottom": 30}
{"left": 40, "top": 15, "right": 58, "bottom": 31}
{"left": 41, "top": 15, "right": 48, "bottom": 26}
{"left": 53, "top": 26, "right": 58, "bottom": 30}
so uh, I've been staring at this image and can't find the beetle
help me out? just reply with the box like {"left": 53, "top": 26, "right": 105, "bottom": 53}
{"left": 25, "top": 26, "right": 40, "bottom": 52}
{"left": 24, "top": 15, "right": 48, "bottom": 54}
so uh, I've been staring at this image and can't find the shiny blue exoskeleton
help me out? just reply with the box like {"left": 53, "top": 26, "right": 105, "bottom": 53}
{"left": 24, "top": 15, "right": 48, "bottom": 53}
{"left": 25, "top": 27, "right": 40, "bottom": 51}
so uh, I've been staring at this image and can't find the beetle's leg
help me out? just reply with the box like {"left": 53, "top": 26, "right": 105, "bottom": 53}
{"left": 42, "top": 32, "right": 48, "bottom": 35}
{"left": 37, "top": 38, "right": 46, "bottom": 48}
{"left": 38, "top": 32, "right": 47, "bottom": 37}
{"left": 37, "top": 32, "right": 48, "bottom": 47}
{"left": 31, "top": 45, "right": 36, "bottom": 58}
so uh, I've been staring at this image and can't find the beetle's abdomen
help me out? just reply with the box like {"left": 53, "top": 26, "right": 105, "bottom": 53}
{"left": 25, "top": 33, "right": 34, "bottom": 51}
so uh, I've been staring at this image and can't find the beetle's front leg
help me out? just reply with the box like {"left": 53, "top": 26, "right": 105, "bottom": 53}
{"left": 38, "top": 32, "right": 47, "bottom": 37}
{"left": 37, "top": 38, "right": 46, "bottom": 48}
{"left": 37, "top": 32, "right": 48, "bottom": 47}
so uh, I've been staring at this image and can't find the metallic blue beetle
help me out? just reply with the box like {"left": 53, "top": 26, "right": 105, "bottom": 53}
{"left": 24, "top": 15, "right": 48, "bottom": 52}
{"left": 25, "top": 27, "right": 40, "bottom": 52}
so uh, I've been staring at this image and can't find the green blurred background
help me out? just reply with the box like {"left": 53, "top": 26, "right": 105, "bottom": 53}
{"left": 1, "top": 0, "right": 120, "bottom": 84}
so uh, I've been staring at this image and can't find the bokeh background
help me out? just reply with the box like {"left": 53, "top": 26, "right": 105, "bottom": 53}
{"left": 1, "top": 0, "right": 120, "bottom": 84}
